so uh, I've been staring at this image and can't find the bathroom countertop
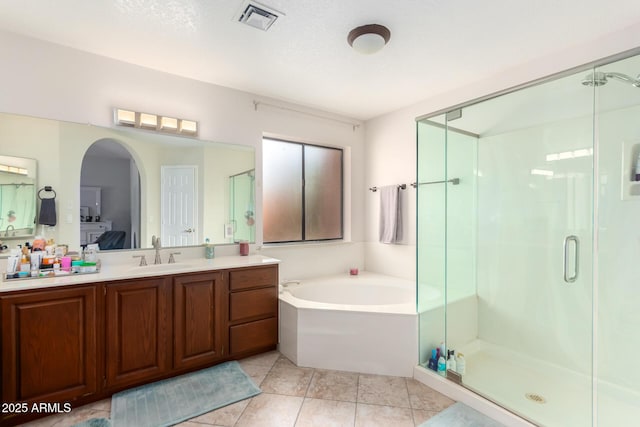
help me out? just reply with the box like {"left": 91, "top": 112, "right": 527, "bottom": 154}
{"left": 0, "top": 255, "right": 280, "bottom": 293}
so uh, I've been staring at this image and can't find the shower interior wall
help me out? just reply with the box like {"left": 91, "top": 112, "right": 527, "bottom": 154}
{"left": 475, "top": 113, "right": 594, "bottom": 377}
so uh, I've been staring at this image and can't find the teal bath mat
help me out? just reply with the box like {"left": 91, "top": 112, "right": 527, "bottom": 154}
{"left": 110, "top": 361, "right": 261, "bottom": 427}
{"left": 420, "top": 402, "right": 505, "bottom": 427}
{"left": 72, "top": 419, "right": 111, "bottom": 427}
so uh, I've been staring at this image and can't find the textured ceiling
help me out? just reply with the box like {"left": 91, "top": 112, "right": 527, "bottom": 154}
{"left": 1, "top": 0, "right": 640, "bottom": 120}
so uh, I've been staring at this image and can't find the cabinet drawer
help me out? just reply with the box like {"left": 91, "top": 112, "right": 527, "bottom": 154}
{"left": 230, "top": 287, "right": 277, "bottom": 322}
{"left": 229, "top": 317, "right": 277, "bottom": 355}
{"left": 229, "top": 266, "right": 277, "bottom": 291}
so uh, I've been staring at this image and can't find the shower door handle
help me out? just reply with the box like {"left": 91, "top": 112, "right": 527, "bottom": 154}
{"left": 563, "top": 235, "right": 579, "bottom": 283}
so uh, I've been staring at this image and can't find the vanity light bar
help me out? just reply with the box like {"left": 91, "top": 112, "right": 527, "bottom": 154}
{"left": 0, "top": 164, "right": 28, "bottom": 175}
{"left": 114, "top": 108, "right": 198, "bottom": 137}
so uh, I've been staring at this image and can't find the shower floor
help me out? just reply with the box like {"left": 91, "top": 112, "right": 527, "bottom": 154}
{"left": 458, "top": 340, "right": 640, "bottom": 427}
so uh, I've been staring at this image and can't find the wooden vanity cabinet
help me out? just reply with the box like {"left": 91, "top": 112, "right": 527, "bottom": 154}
{"left": 0, "top": 286, "right": 98, "bottom": 412}
{"left": 104, "top": 277, "right": 171, "bottom": 390}
{"left": 0, "top": 262, "right": 278, "bottom": 426}
{"left": 173, "top": 271, "right": 226, "bottom": 370}
{"left": 228, "top": 265, "right": 278, "bottom": 357}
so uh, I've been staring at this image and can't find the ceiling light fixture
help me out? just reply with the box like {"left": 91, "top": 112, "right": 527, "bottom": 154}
{"left": 347, "top": 24, "right": 391, "bottom": 55}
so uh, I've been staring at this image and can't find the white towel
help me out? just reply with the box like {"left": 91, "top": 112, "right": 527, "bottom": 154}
{"left": 379, "top": 185, "right": 403, "bottom": 244}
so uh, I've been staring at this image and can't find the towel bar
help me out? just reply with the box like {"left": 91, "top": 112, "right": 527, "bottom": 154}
{"left": 410, "top": 178, "right": 460, "bottom": 187}
{"left": 369, "top": 183, "right": 407, "bottom": 192}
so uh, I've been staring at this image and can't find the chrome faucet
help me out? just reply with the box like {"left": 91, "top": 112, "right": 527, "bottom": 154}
{"left": 152, "top": 235, "right": 162, "bottom": 264}
{"left": 4, "top": 225, "right": 15, "bottom": 237}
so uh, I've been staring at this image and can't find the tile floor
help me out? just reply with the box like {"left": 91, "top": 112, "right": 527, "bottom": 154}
{"left": 21, "top": 351, "right": 455, "bottom": 427}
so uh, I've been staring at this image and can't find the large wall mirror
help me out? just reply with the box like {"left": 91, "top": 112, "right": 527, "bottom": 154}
{"left": 0, "top": 155, "right": 37, "bottom": 239}
{"left": 0, "top": 112, "right": 255, "bottom": 253}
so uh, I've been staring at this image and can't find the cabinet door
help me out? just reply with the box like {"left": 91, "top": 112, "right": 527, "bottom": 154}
{"left": 1, "top": 286, "right": 98, "bottom": 405}
{"left": 105, "top": 277, "right": 171, "bottom": 389}
{"left": 174, "top": 272, "right": 226, "bottom": 370}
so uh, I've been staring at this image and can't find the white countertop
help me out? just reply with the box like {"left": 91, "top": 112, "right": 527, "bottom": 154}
{"left": 1, "top": 255, "right": 280, "bottom": 293}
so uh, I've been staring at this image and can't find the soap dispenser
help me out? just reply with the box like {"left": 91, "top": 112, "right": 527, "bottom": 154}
{"left": 204, "top": 238, "right": 215, "bottom": 259}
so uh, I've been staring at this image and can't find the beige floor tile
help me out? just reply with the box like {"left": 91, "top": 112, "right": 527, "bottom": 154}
{"left": 76, "top": 398, "right": 111, "bottom": 413}
{"left": 354, "top": 403, "right": 414, "bottom": 427}
{"left": 306, "top": 369, "right": 359, "bottom": 402}
{"left": 260, "top": 357, "right": 314, "bottom": 396}
{"left": 412, "top": 408, "right": 439, "bottom": 426}
{"left": 295, "top": 398, "right": 356, "bottom": 427}
{"left": 239, "top": 361, "right": 273, "bottom": 387}
{"left": 235, "top": 393, "right": 303, "bottom": 427}
{"left": 189, "top": 398, "right": 250, "bottom": 426}
{"left": 240, "top": 350, "right": 281, "bottom": 368}
{"left": 406, "top": 379, "right": 455, "bottom": 411}
{"left": 357, "top": 374, "right": 411, "bottom": 408}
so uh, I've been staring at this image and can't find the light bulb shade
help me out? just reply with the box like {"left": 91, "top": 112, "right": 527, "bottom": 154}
{"left": 348, "top": 24, "right": 390, "bottom": 54}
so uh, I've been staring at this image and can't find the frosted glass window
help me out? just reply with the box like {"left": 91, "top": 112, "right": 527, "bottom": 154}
{"left": 304, "top": 145, "right": 343, "bottom": 240}
{"left": 262, "top": 138, "right": 343, "bottom": 243}
{"left": 263, "top": 139, "right": 303, "bottom": 242}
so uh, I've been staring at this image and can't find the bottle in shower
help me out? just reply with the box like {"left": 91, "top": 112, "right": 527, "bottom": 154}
{"left": 437, "top": 355, "right": 446, "bottom": 376}
{"left": 428, "top": 349, "right": 438, "bottom": 371}
{"left": 456, "top": 352, "right": 466, "bottom": 375}
{"left": 447, "top": 350, "right": 457, "bottom": 372}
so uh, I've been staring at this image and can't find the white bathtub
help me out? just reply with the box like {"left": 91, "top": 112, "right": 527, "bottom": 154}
{"left": 278, "top": 272, "right": 419, "bottom": 377}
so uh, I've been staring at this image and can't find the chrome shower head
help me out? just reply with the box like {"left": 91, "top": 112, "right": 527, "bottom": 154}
{"left": 582, "top": 71, "right": 640, "bottom": 87}
{"left": 582, "top": 71, "right": 608, "bottom": 87}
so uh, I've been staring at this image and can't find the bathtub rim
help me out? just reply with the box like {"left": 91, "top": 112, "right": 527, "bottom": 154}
{"left": 278, "top": 271, "right": 417, "bottom": 315}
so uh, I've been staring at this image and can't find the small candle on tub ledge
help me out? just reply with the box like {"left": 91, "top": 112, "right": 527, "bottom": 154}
{"left": 349, "top": 268, "right": 359, "bottom": 276}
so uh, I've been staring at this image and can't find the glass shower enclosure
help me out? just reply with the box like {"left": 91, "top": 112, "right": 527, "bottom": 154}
{"left": 228, "top": 169, "right": 255, "bottom": 243}
{"left": 417, "top": 51, "right": 640, "bottom": 426}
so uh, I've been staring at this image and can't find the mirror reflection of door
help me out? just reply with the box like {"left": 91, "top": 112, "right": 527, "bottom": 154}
{"left": 80, "top": 139, "right": 141, "bottom": 250}
{"left": 161, "top": 165, "right": 197, "bottom": 247}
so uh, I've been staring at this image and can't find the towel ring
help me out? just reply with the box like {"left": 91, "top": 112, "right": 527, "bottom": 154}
{"left": 38, "top": 186, "right": 57, "bottom": 200}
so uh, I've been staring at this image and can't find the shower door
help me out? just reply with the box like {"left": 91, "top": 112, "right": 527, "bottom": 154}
{"left": 441, "top": 71, "right": 594, "bottom": 426}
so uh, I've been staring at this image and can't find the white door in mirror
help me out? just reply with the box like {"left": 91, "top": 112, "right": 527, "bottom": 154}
{"left": 161, "top": 166, "right": 198, "bottom": 247}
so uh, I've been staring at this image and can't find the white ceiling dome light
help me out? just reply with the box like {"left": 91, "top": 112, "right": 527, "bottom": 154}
{"left": 347, "top": 24, "right": 391, "bottom": 54}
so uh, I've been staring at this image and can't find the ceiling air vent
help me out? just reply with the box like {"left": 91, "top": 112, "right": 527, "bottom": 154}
{"left": 238, "top": 2, "right": 280, "bottom": 31}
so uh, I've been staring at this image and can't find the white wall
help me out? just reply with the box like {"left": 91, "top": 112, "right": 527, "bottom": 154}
{"left": 0, "top": 30, "right": 365, "bottom": 275}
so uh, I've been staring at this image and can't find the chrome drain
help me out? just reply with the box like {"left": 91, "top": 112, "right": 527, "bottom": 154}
{"left": 525, "top": 393, "right": 546, "bottom": 404}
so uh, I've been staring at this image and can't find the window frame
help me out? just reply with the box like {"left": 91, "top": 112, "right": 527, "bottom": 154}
{"left": 262, "top": 137, "right": 344, "bottom": 244}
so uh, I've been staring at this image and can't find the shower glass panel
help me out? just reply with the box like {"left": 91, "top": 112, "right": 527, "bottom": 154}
{"left": 593, "top": 54, "right": 640, "bottom": 424}
{"left": 418, "top": 70, "right": 595, "bottom": 426}
{"left": 417, "top": 115, "right": 447, "bottom": 366}
{"left": 228, "top": 169, "right": 255, "bottom": 243}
